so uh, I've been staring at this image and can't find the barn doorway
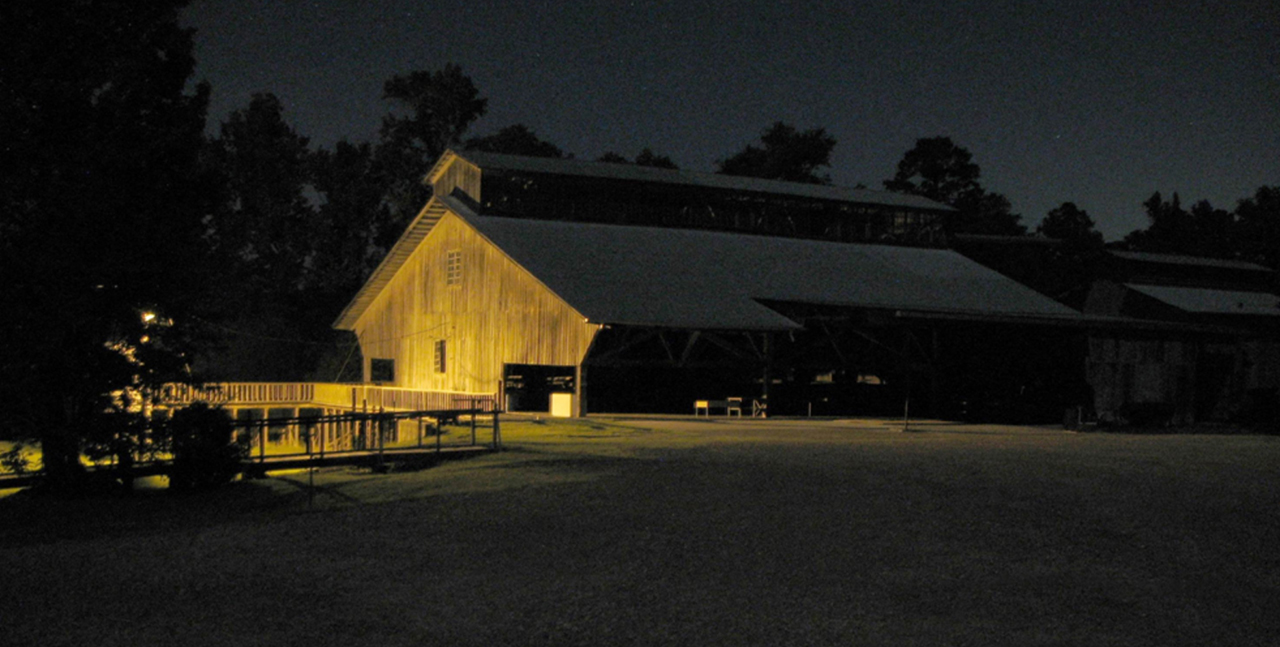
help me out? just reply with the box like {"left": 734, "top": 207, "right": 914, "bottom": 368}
{"left": 503, "top": 364, "right": 576, "bottom": 412}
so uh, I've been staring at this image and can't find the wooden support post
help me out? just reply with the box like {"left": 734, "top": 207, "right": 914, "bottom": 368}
{"left": 470, "top": 403, "right": 477, "bottom": 446}
{"left": 493, "top": 409, "right": 502, "bottom": 450}
{"left": 902, "top": 331, "right": 914, "bottom": 432}
{"left": 303, "top": 418, "right": 313, "bottom": 456}
{"left": 361, "top": 399, "right": 368, "bottom": 451}
{"left": 759, "top": 332, "right": 772, "bottom": 418}
{"left": 574, "top": 363, "right": 587, "bottom": 417}
{"left": 377, "top": 406, "right": 385, "bottom": 470}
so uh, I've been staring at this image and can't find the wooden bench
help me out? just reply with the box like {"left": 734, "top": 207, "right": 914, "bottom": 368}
{"left": 694, "top": 397, "right": 743, "bottom": 417}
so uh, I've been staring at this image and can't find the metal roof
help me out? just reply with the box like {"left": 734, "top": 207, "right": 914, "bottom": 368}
{"left": 1110, "top": 250, "right": 1273, "bottom": 273}
{"left": 442, "top": 149, "right": 955, "bottom": 213}
{"left": 1126, "top": 284, "right": 1280, "bottom": 316}
{"left": 464, "top": 206, "right": 1079, "bottom": 331}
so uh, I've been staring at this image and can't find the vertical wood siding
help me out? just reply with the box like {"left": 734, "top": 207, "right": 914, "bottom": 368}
{"left": 353, "top": 206, "right": 600, "bottom": 394}
{"left": 430, "top": 157, "right": 482, "bottom": 203}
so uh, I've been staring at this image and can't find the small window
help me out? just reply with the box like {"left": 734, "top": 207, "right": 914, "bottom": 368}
{"left": 446, "top": 250, "right": 462, "bottom": 286}
{"left": 434, "top": 340, "right": 447, "bottom": 374}
{"left": 371, "top": 358, "right": 395, "bottom": 383}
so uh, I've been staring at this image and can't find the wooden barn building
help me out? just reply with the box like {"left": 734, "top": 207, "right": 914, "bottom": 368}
{"left": 332, "top": 151, "right": 1092, "bottom": 419}
{"left": 1082, "top": 251, "right": 1280, "bottom": 425}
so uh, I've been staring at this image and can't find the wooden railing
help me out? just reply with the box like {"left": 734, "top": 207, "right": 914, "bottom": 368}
{"left": 160, "top": 382, "right": 496, "bottom": 413}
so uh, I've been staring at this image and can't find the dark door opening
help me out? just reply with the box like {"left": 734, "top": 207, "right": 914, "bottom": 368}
{"left": 503, "top": 364, "right": 576, "bottom": 412}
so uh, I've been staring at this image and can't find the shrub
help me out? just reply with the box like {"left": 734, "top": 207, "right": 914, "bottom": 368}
{"left": 166, "top": 403, "right": 247, "bottom": 490}
{"left": 1, "top": 443, "right": 31, "bottom": 477}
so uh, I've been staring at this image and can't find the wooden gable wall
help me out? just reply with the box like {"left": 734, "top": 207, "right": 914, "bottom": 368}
{"left": 352, "top": 205, "right": 600, "bottom": 395}
{"left": 430, "top": 155, "right": 482, "bottom": 203}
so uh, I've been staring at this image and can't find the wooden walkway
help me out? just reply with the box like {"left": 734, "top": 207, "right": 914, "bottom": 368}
{"left": 0, "top": 444, "right": 493, "bottom": 490}
{"left": 0, "top": 406, "right": 501, "bottom": 491}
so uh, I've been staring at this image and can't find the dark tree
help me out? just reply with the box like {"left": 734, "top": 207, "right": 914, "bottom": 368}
{"left": 380, "top": 64, "right": 488, "bottom": 163}
{"left": 884, "top": 136, "right": 981, "bottom": 205}
{"left": 377, "top": 64, "right": 487, "bottom": 244}
{"left": 300, "top": 140, "right": 385, "bottom": 382}
{"left": 885, "top": 137, "right": 1025, "bottom": 235}
{"left": 199, "top": 94, "right": 325, "bottom": 382}
{"left": 309, "top": 141, "right": 388, "bottom": 298}
{"left": 951, "top": 191, "right": 1027, "bottom": 236}
{"left": 201, "top": 99, "right": 370, "bottom": 383}
{"left": 597, "top": 148, "right": 679, "bottom": 169}
{"left": 1235, "top": 186, "right": 1280, "bottom": 269}
{"left": 1121, "top": 192, "right": 1195, "bottom": 255}
{"left": 207, "top": 93, "right": 316, "bottom": 292}
{"left": 464, "top": 124, "right": 566, "bottom": 158}
{"left": 0, "top": 0, "right": 216, "bottom": 490}
{"left": 717, "top": 122, "right": 835, "bottom": 184}
{"left": 1038, "top": 202, "right": 1104, "bottom": 247}
{"left": 634, "top": 148, "right": 679, "bottom": 169}
{"left": 1189, "top": 199, "right": 1236, "bottom": 260}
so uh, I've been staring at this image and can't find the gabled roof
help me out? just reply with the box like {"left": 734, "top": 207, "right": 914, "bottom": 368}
{"left": 461, "top": 204, "right": 1078, "bottom": 331}
{"left": 427, "top": 149, "right": 954, "bottom": 213}
{"left": 1126, "top": 284, "right": 1280, "bottom": 316}
{"left": 335, "top": 193, "right": 1076, "bottom": 332}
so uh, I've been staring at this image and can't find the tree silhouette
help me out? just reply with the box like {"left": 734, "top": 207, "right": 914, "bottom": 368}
{"left": 1038, "top": 202, "right": 1104, "bottom": 247}
{"left": 885, "top": 137, "right": 1025, "bottom": 236}
{"left": 380, "top": 64, "right": 488, "bottom": 162}
{"left": 717, "top": 122, "right": 835, "bottom": 184}
{"left": 0, "top": 0, "right": 216, "bottom": 490}
{"left": 1235, "top": 186, "right": 1280, "bottom": 269}
{"left": 884, "top": 136, "right": 981, "bottom": 205}
{"left": 377, "top": 64, "right": 487, "bottom": 245}
{"left": 1122, "top": 192, "right": 1195, "bottom": 255}
{"left": 464, "top": 124, "right": 566, "bottom": 158}
{"left": 309, "top": 140, "right": 388, "bottom": 297}
{"left": 200, "top": 94, "right": 366, "bottom": 383}
{"left": 596, "top": 148, "right": 679, "bottom": 169}
{"left": 1189, "top": 199, "right": 1235, "bottom": 260}
{"left": 207, "top": 93, "right": 315, "bottom": 293}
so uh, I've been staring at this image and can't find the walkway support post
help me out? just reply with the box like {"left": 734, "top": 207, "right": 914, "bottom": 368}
{"left": 376, "top": 406, "right": 385, "bottom": 471}
{"left": 492, "top": 409, "right": 502, "bottom": 450}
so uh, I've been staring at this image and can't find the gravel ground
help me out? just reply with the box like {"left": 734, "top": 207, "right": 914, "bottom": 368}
{"left": 3, "top": 417, "right": 1279, "bottom": 646}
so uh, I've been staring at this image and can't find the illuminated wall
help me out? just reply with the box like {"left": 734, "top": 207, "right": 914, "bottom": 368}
{"left": 351, "top": 203, "right": 600, "bottom": 396}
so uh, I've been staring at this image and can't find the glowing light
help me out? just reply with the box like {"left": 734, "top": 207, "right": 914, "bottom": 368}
{"left": 142, "top": 312, "right": 157, "bottom": 323}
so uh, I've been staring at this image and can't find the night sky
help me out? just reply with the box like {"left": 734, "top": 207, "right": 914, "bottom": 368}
{"left": 181, "top": 0, "right": 1279, "bottom": 241}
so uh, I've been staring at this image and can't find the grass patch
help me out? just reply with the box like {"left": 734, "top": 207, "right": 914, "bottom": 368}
{"left": 3, "top": 417, "right": 1279, "bottom": 645}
